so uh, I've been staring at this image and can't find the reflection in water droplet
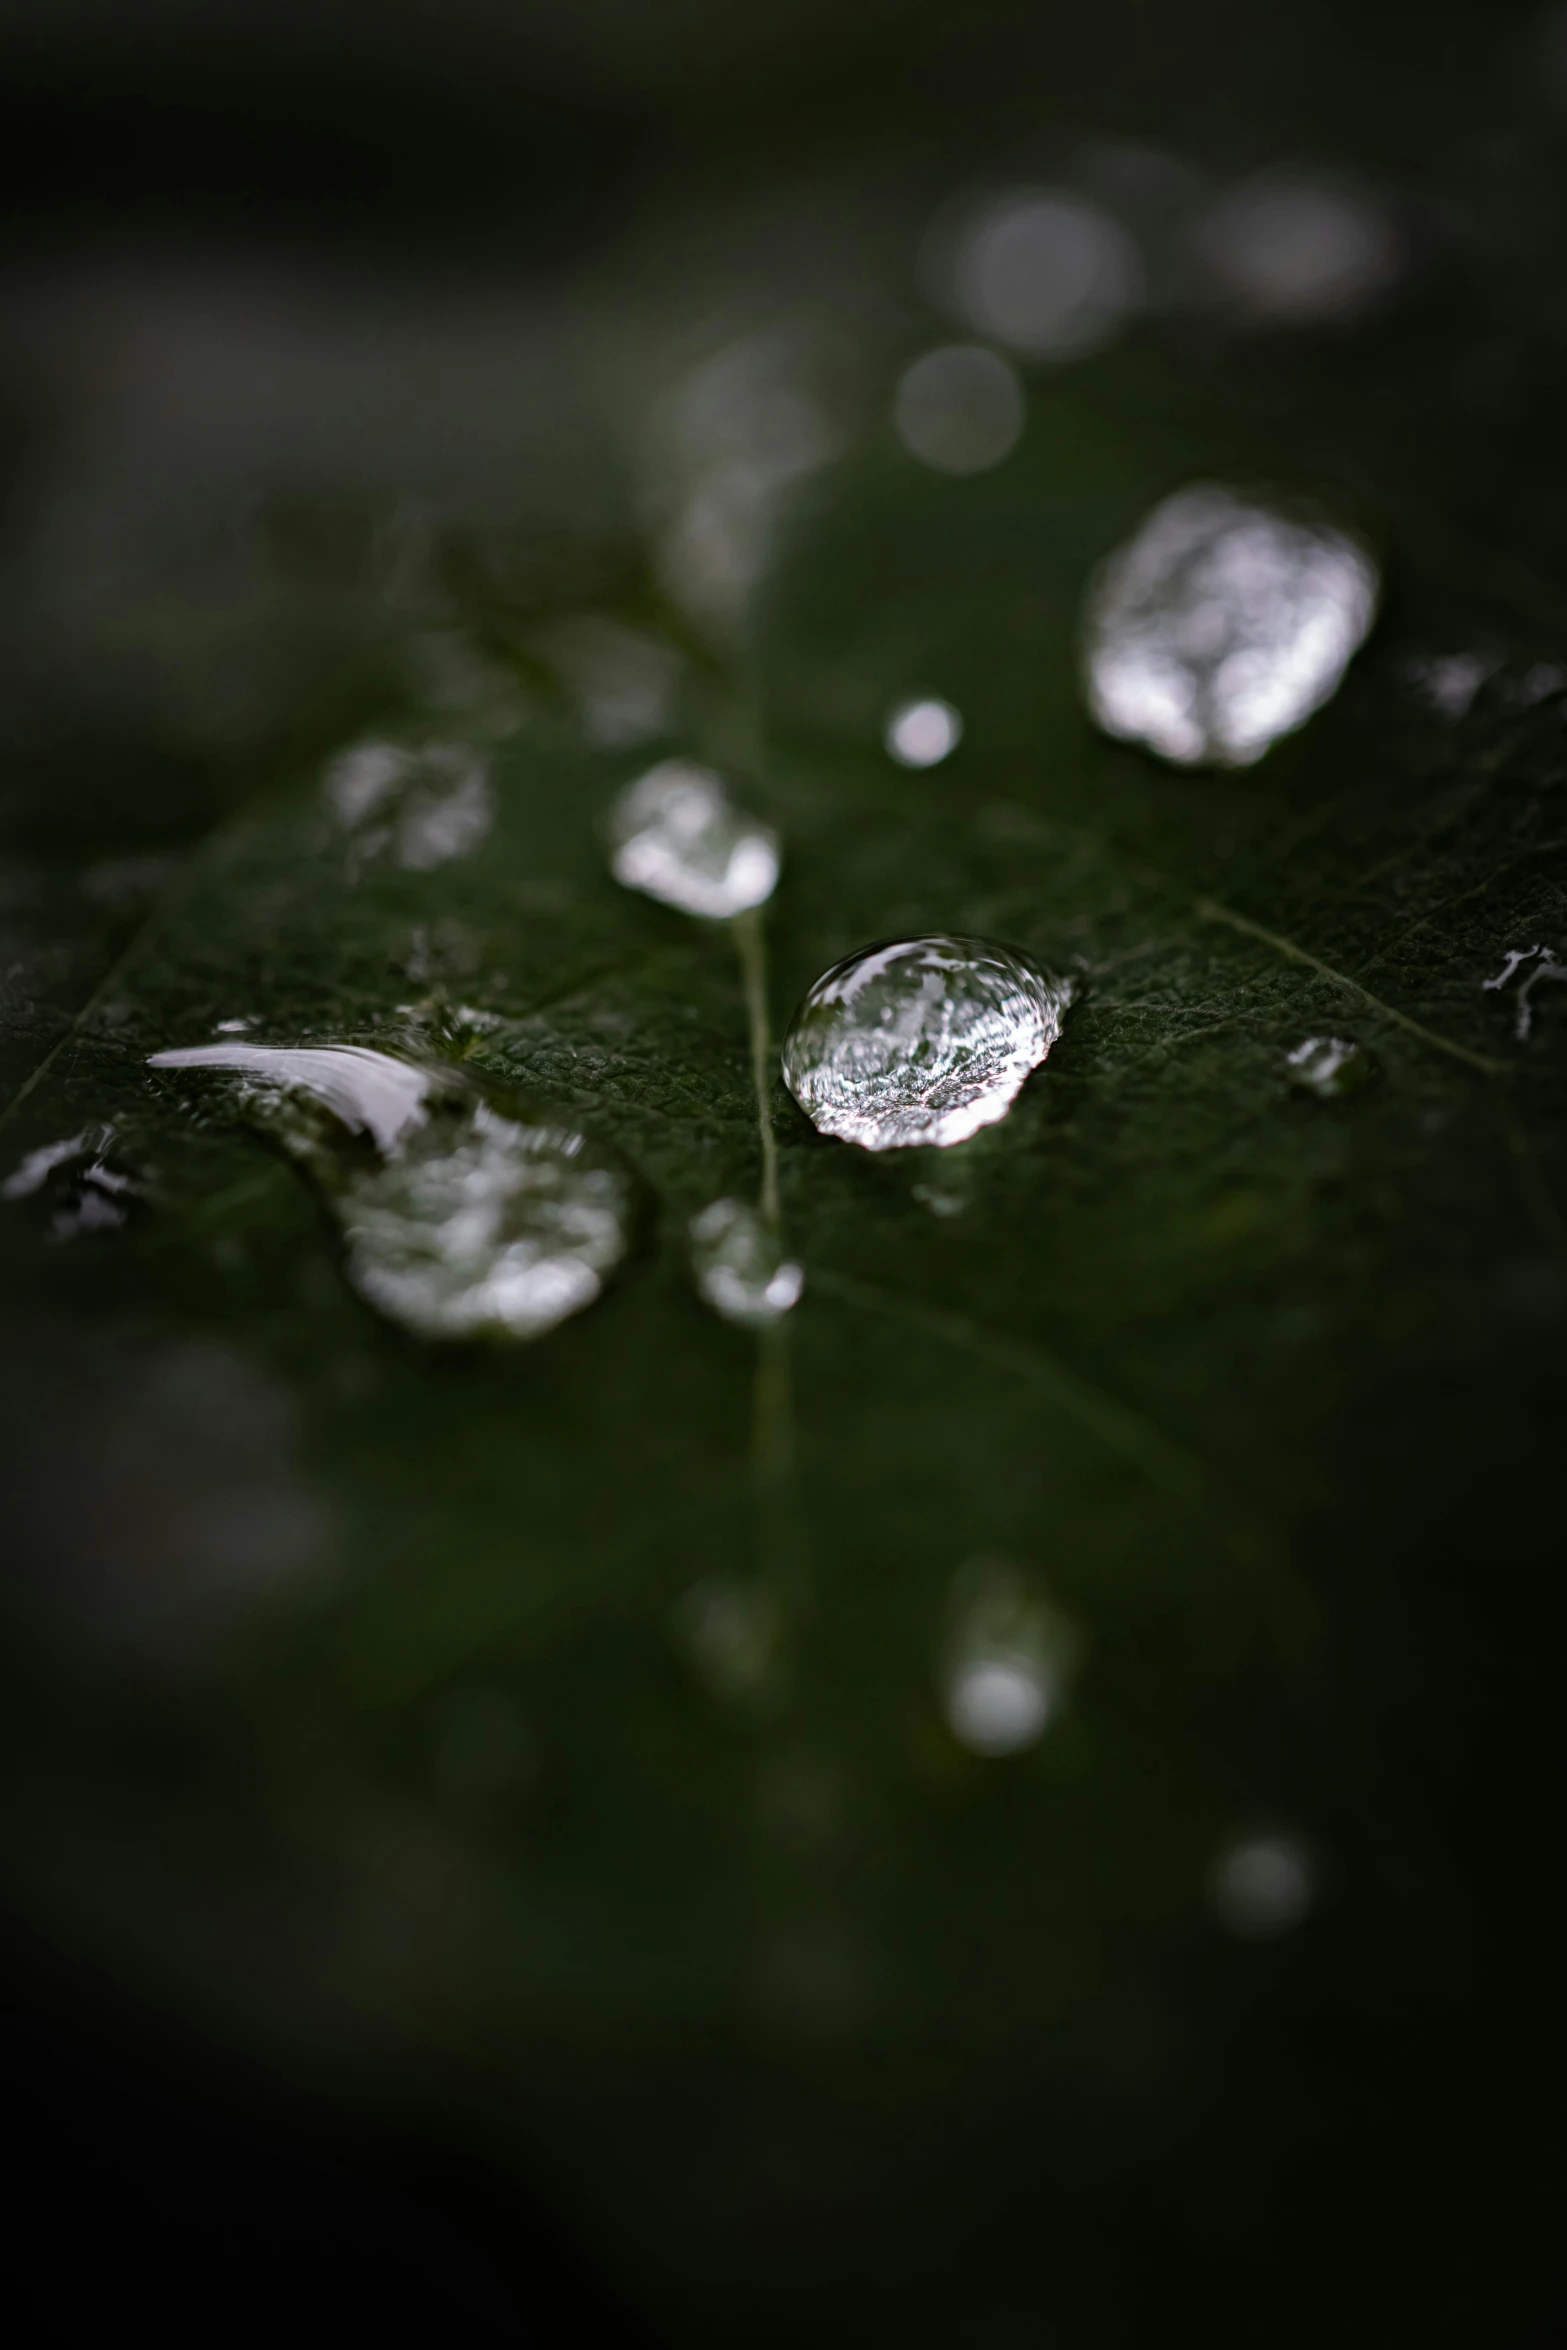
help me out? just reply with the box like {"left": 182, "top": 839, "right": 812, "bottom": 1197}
{"left": 894, "top": 346, "right": 1024, "bottom": 475}
{"left": 1209, "top": 1833, "right": 1316, "bottom": 1938}
{"left": 952, "top": 189, "right": 1145, "bottom": 358}
{"left": 886, "top": 697, "right": 963, "bottom": 768}
{"left": 323, "top": 739, "right": 493, "bottom": 871}
{"left": 689, "top": 1198, "right": 803, "bottom": 1330}
{"left": 1084, "top": 485, "right": 1378, "bottom": 768}
{"left": 609, "top": 760, "right": 779, "bottom": 920}
{"left": 781, "top": 935, "right": 1072, "bottom": 1152}
{"left": 148, "top": 1044, "right": 630, "bottom": 1342}
{"left": 1286, "top": 1036, "right": 1371, "bottom": 1097}
{"left": 941, "top": 1559, "right": 1080, "bottom": 1759}
{"left": 1484, "top": 943, "right": 1567, "bottom": 1041}
{"left": 1194, "top": 172, "right": 1400, "bottom": 324}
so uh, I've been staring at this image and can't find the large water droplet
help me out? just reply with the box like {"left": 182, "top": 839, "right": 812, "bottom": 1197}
{"left": 1285, "top": 1036, "right": 1371, "bottom": 1098}
{"left": 689, "top": 1198, "right": 803, "bottom": 1329}
{"left": 609, "top": 760, "right": 779, "bottom": 919}
{"left": 147, "top": 1044, "right": 632, "bottom": 1342}
{"left": 1083, "top": 485, "right": 1378, "bottom": 768}
{"left": 781, "top": 935, "right": 1072, "bottom": 1152}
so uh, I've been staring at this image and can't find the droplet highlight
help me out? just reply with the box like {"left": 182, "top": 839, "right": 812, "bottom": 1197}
{"left": 781, "top": 935, "right": 1072, "bottom": 1152}
{"left": 1083, "top": 485, "right": 1378, "bottom": 768}
{"left": 689, "top": 1198, "right": 803, "bottom": 1330}
{"left": 1285, "top": 1036, "right": 1371, "bottom": 1098}
{"left": 609, "top": 760, "right": 779, "bottom": 920}
{"left": 885, "top": 697, "right": 962, "bottom": 769}
{"left": 148, "top": 1043, "right": 631, "bottom": 1342}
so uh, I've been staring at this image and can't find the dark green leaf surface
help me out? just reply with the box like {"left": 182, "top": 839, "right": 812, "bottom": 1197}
{"left": 4, "top": 233, "right": 1567, "bottom": 2348}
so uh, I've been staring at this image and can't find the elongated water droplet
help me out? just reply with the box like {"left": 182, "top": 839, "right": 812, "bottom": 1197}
{"left": 148, "top": 1043, "right": 631, "bottom": 1342}
{"left": 781, "top": 934, "right": 1071, "bottom": 1152}
{"left": 1285, "top": 1036, "right": 1371, "bottom": 1097}
{"left": 689, "top": 1198, "right": 803, "bottom": 1329}
{"left": 941, "top": 1560, "right": 1080, "bottom": 1759}
{"left": 1083, "top": 485, "right": 1378, "bottom": 768}
{"left": 609, "top": 760, "right": 779, "bottom": 919}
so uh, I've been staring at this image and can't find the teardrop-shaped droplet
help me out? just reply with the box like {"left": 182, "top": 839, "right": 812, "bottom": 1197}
{"left": 781, "top": 934, "right": 1072, "bottom": 1152}
{"left": 1083, "top": 485, "right": 1378, "bottom": 768}
{"left": 1285, "top": 1035, "right": 1370, "bottom": 1098}
{"left": 941, "top": 1559, "right": 1081, "bottom": 1759}
{"left": 147, "top": 1043, "right": 632, "bottom": 1342}
{"left": 608, "top": 760, "right": 779, "bottom": 919}
{"left": 689, "top": 1197, "right": 803, "bottom": 1329}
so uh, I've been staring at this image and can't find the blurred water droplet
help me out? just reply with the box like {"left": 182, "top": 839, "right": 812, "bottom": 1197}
{"left": 535, "top": 615, "right": 682, "bottom": 748}
{"left": 3, "top": 1129, "right": 111, "bottom": 1201}
{"left": 689, "top": 1198, "right": 803, "bottom": 1329}
{"left": 782, "top": 935, "right": 1071, "bottom": 1152}
{"left": 609, "top": 760, "right": 779, "bottom": 919}
{"left": 1084, "top": 485, "right": 1378, "bottom": 767}
{"left": 323, "top": 738, "right": 493, "bottom": 871}
{"left": 1193, "top": 172, "right": 1401, "bottom": 324}
{"left": 941, "top": 1559, "right": 1081, "bottom": 1758}
{"left": 1209, "top": 1833, "right": 1316, "bottom": 1938}
{"left": 1285, "top": 1036, "right": 1371, "bottom": 1097}
{"left": 952, "top": 189, "right": 1145, "bottom": 358}
{"left": 1407, "top": 650, "right": 1492, "bottom": 719}
{"left": 894, "top": 345, "right": 1024, "bottom": 475}
{"left": 886, "top": 696, "right": 963, "bottom": 768}
{"left": 673, "top": 1577, "right": 785, "bottom": 1710}
{"left": 148, "top": 1043, "right": 631, "bottom": 1342}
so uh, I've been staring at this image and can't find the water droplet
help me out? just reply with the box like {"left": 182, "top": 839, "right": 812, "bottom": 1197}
{"left": 672, "top": 1577, "right": 785, "bottom": 1710}
{"left": 941, "top": 1559, "right": 1080, "bottom": 1759}
{"left": 147, "top": 1043, "right": 632, "bottom": 1342}
{"left": 894, "top": 345, "right": 1024, "bottom": 475}
{"left": 3, "top": 1129, "right": 112, "bottom": 1201}
{"left": 781, "top": 935, "right": 1072, "bottom": 1152}
{"left": 1192, "top": 171, "right": 1400, "bottom": 325}
{"left": 609, "top": 760, "right": 779, "bottom": 920}
{"left": 885, "top": 696, "right": 963, "bottom": 768}
{"left": 323, "top": 738, "right": 493, "bottom": 871}
{"left": 1208, "top": 1833, "right": 1316, "bottom": 1939}
{"left": 951, "top": 188, "right": 1145, "bottom": 359}
{"left": 689, "top": 1198, "right": 803, "bottom": 1329}
{"left": 535, "top": 615, "right": 682, "bottom": 749}
{"left": 1285, "top": 1036, "right": 1371, "bottom": 1098}
{"left": 1083, "top": 485, "right": 1378, "bottom": 768}
{"left": 1407, "top": 651, "right": 1491, "bottom": 720}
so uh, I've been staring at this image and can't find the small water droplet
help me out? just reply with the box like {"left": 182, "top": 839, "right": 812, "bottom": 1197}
{"left": 885, "top": 696, "right": 963, "bottom": 768}
{"left": 781, "top": 935, "right": 1071, "bottom": 1152}
{"left": 323, "top": 739, "right": 493, "bottom": 871}
{"left": 1407, "top": 650, "right": 1491, "bottom": 720}
{"left": 950, "top": 188, "right": 1145, "bottom": 358}
{"left": 894, "top": 344, "right": 1024, "bottom": 475}
{"left": 1208, "top": 1833, "right": 1316, "bottom": 1939}
{"left": 941, "top": 1559, "right": 1080, "bottom": 1759}
{"left": 1191, "top": 171, "right": 1400, "bottom": 324}
{"left": 1084, "top": 485, "right": 1378, "bottom": 768}
{"left": 672, "top": 1577, "right": 785, "bottom": 1710}
{"left": 609, "top": 760, "right": 779, "bottom": 919}
{"left": 1285, "top": 1035, "right": 1371, "bottom": 1097}
{"left": 147, "top": 1043, "right": 632, "bottom": 1342}
{"left": 689, "top": 1198, "right": 803, "bottom": 1330}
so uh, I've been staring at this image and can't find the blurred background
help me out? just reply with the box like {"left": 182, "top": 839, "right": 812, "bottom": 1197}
{"left": 4, "top": 2, "right": 1567, "bottom": 2343}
